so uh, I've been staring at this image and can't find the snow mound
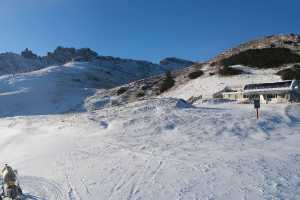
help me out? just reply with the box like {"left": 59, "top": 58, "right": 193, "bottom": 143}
{"left": 285, "top": 104, "right": 300, "bottom": 124}
{"left": 120, "top": 98, "right": 193, "bottom": 110}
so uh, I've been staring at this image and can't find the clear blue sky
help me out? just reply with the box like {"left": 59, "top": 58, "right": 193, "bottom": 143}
{"left": 0, "top": 0, "right": 299, "bottom": 62}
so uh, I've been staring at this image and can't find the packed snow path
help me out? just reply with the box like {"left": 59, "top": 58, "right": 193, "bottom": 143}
{"left": 0, "top": 99, "right": 300, "bottom": 200}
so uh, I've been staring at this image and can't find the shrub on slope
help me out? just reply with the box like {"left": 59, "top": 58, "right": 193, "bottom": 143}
{"left": 220, "top": 48, "right": 300, "bottom": 68}
{"left": 160, "top": 71, "right": 175, "bottom": 93}
{"left": 117, "top": 87, "right": 128, "bottom": 95}
{"left": 276, "top": 64, "right": 300, "bottom": 80}
{"left": 188, "top": 70, "right": 204, "bottom": 79}
{"left": 218, "top": 66, "right": 245, "bottom": 76}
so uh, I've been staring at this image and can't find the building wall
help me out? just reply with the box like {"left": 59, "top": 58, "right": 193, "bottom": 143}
{"left": 223, "top": 92, "right": 245, "bottom": 101}
{"left": 249, "top": 93, "right": 292, "bottom": 104}
{"left": 253, "top": 93, "right": 290, "bottom": 104}
{"left": 223, "top": 91, "right": 291, "bottom": 103}
{"left": 222, "top": 81, "right": 300, "bottom": 103}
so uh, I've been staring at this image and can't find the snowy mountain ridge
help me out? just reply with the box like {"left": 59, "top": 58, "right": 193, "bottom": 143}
{"left": 0, "top": 47, "right": 194, "bottom": 76}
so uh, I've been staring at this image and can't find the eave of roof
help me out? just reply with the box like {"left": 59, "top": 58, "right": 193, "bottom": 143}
{"left": 244, "top": 87, "right": 292, "bottom": 94}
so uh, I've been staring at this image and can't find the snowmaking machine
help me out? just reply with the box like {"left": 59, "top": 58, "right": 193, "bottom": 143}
{"left": 0, "top": 165, "right": 23, "bottom": 200}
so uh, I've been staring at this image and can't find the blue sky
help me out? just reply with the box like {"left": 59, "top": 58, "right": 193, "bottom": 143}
{"left": 0, "top": 0, "right": 299, "bottom": 62}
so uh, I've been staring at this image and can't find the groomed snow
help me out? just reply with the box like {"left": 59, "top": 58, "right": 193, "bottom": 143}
{"left": 0, "top": 98, "right": 299, "bottom": 200}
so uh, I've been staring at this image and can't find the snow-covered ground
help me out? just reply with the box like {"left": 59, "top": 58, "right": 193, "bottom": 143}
{"left": 0, "top": 98, "right": 299, "bottom": 200}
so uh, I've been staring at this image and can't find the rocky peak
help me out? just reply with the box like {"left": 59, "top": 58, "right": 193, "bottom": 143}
{"left": 160, "top": 57, "right": 195, "bottom": 70}
{"left": 47, "top": 47, "right": 98, "bottom": 63}
{"left": 21, "top": 48, "right": 38, "bottom": 59}
{"left": 75, "top": 48, "right": 98, "bottom": 61}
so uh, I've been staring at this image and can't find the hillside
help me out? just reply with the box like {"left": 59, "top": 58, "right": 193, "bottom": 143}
{"left": 0, "top": 60, "right": 166, "bottom": 117}
{"left": 85, "top": 64, "right": 291, "bottom": 108}
{"left": 210, "top": 33, "right": 300, "bottom": 66}
{"left": 98, "top": 34, "right": 300, "bottom": 105}
{"left": 0, "top": 49, "right": 195, "bottom": 117}
{"left": 159, "top": 57, "right": 195, "bottom": 70}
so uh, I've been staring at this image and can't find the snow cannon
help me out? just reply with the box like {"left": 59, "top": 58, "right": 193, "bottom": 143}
{"left": 0, "top": 165, "right": 23, "bottom": 200}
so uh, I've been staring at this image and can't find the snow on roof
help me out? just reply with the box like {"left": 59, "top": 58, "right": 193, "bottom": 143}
{"left": 244, "top": 81, "right": 292, "bottom": 91}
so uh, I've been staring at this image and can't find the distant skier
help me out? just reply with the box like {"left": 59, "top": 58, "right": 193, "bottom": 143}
{"left": 0, "top": 164, "right": 22, "bottom": 200}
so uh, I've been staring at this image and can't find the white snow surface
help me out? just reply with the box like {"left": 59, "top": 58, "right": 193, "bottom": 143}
{"left": 0, "top": 97, "right": 300, "bottom": 200}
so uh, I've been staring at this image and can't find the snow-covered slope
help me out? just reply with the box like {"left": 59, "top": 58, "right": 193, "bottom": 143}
{"left": 0, "top": 53, "right": 48, "bottom": 75}
{"left": 162, "top": 65, "right": 283, "bottom": 100}
{"left": 78, "top": 64, "right": 289, "bottom": 111}
{"left": 0, "top": 60, "right": 166, "bottom": 117}
{"left": 0, "top": 98, "right": 299, "bottom": 200}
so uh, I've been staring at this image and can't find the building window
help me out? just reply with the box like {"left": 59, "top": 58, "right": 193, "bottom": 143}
{"left": 266, "top": 94, "right": 276, "bottom": 98}
{"left": 250, "top": 94, "right": 259, "bottom": 99}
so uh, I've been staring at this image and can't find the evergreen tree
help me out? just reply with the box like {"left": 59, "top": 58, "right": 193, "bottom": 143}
{"left": 160, "top": 71, "right": 175, "bottom": 93}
